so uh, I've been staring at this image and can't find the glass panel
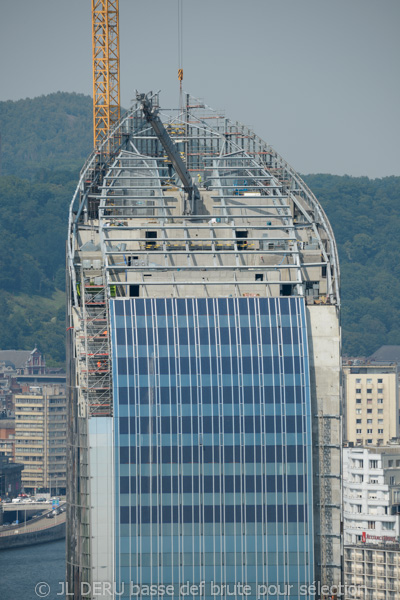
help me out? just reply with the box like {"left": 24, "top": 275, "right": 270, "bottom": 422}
{"left": 111, "top": 297, "right": 314, "bottom": 598}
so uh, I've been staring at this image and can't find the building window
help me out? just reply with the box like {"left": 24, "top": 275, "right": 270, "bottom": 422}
{"left": 356, "top": 399, "right": 362, "bottom": 404}
{"left": 388, "top": 460, "right": 393, "bottom": 467}
{"left": 367, "top": 419, "right": 372, "bottom": 424}
{"left": 396, "top": 460, "right": 400, "bottom": 467}
{"left": 367, "top": 388, "right": 372, "bottom": 394}
{"left": 370, "top": 460, "right": 378, "bottom": 469}
{"left": 356, "top": 419, "right": 362, "bottom": 424}
{"left": 367, "top": 409, "right": 372, "bottom": 414}
{"left": 378, "top": 419, "right": 383, "bottom": 424}
{"left": 355, "top": 505, "right": 362, "bottom": 513}
{"left": 367, "top": 399, "right": 372, "bottom": 404}
{"left": 356, "top": 378, "right": 361, "bottom": 383}
{"left": 377, "top": 388, "right": 383, "bottom": 394}
{"left": 356, "top": 409, "right": 362, "bottom": 415}
{"left": 378, "top": 398, "right": 383, "bottom": 404}
{"left": 357, "top": 439, "right": 363, "bottom": 444}
{"left": 367, "top": 378, "right": 372, "bottom": 384}
{"left": 356, "top": 388, "right": 362, "bottom": 394}
{"left": 378, "top": 429, "right": 383, "bottom": 434}
{"left": 378, "top": 379, "right": 383, "bottom": 383}
{"left": 356, "top": 429, "right": 362, "bottom": 434}
{"left": 383, "top": 522, "right": 395, "bottom": 530}
{"left": 367, "top": 521, "right": 375, "bottom": 529}
{"left": 377, "top": 439, "right": 384, "bottom": 445}
{"left": 367, "top": 439, "right": 373, "bottom": 444}
{"left": 367, "top": 429, "right": 373, "bottom": 434}
{"left": 378, "top": 409, "right": 383, "bottom": 414}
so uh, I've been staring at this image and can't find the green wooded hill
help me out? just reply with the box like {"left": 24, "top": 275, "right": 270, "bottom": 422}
{"left": 0, "top": 92, "right": 93, "bottom": 179}
{"left": 0, "top": 92, "right": 399, "bottom": 364}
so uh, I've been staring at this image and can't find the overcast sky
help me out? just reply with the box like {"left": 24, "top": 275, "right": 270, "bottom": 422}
{"left": 1, "top": 0, "right": 399, "bottom": 178}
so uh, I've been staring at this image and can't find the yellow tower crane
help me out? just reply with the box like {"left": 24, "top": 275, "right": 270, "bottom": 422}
{"left": 92, "top": 0, "right": 121, "bottom": 149}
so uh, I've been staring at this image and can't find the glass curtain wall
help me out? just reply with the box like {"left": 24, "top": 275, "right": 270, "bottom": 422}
{"left": 110, "top": 297, "right": 314, "bottom": 599}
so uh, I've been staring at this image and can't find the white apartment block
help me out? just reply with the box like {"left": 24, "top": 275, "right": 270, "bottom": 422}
{"left": 343, "top": 447, "right": 400, "bottom": 546}
{"left": 343, "top": 363, "right": 398, "bottom": 446}
{"left": 343, "top": 447, "right": 400, "bottom": 599}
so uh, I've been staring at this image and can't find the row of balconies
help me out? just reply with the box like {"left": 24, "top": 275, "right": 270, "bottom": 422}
{"left": 345, "top": 575, "right": 399, "bottom": 589}
{"left": 346, "top": 552, "right": 400, "bottom": 565}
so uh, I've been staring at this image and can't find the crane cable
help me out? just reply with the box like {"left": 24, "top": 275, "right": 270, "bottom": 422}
{"left": 178, "top": 0, "right": 183, "bottom": 109}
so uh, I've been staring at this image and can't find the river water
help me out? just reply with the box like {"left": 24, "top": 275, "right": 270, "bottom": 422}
{"left": 0, "top": 539, "right": 66, "bottom": 600}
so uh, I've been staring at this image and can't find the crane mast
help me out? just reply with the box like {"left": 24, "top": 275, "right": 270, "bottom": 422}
{"left": 92, "top": 0, "right": 120, "bottom": 149}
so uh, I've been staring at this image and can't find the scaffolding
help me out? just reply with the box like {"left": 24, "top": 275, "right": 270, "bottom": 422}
{"left": 80, "top": 276, "right": 112, "bottom": 417}
{"left": 318, "top": 410, "right": 342, "bottom": 595}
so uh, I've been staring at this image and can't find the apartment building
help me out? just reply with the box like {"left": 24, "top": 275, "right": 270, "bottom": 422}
{"left": 343, "top": 363, "right": 399, "bottom": 446}
{"left": 343, "top": 446, "right": 400, "bottom": 599}
{"left": 0, "top": 419, "right": 15, "bottom": 459}
{"left": 344, "top": 545, "right": 400, "bottom": 600}
{"left": 14, "top": 384, "right": 66, "bottom": 493}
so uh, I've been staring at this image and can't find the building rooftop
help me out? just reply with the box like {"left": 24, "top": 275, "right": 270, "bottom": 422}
{"left": 369, "top": 346, "right": 400, "bottom": 365}
{"left": 68, "top": 92, "right": 340, "bottom": 307}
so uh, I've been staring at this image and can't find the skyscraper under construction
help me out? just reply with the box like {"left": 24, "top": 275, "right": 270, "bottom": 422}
{"left": 66, "top": 92, "right": 341, "bottom": 599}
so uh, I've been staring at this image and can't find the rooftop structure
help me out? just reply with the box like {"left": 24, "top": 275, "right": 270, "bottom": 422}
{"left": 369, "top": 346, "right": 400, "bottom": 366}
{"left": 0, "top": 348, "right": 46, "bottom": 375}
{"left": 67, "top": 93, "right": 341, "bottom": 599}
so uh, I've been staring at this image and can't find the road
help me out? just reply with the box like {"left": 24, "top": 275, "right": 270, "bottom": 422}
{"left": 0, "top": 510, "right": 66, "bottom": 537}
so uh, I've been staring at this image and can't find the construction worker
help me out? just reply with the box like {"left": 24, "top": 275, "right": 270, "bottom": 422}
{"left": 197, "top": 173, "right": 202, "bottom": 186}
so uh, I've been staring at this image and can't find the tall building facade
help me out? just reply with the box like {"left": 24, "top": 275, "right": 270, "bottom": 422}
{"left": 14, "top": 384, "right": 67, "bottom": 493}
{"left": 343, "top": 446, "right": 400, "bottom": 546}
{"left": 343, "top": 446, "right": 400, "bottom": 600}
{"left": 343, "top": 364, "right": 399, "bottom": 446}
{"left": 67, "top": 93, "right": 341, "bottom": 599}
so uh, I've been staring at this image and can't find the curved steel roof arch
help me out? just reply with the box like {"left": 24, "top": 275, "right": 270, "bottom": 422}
{"left": 68, "top": 92, "right": 339, "bottom": 307}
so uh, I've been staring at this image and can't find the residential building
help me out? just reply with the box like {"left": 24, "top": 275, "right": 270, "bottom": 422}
{"left": 343, "top": 446, "right": 400, "bottom": 599}
{"left": 344, "top": 544, "right": 400, "bottom": 600}
{"left": 67, "top": 93, "right": 341, "bottom": 599}
{"left": 0, "top": 347, "right": 46, "bottom": 376}
{"left": 0, "top": 419, "right": 15, "bottom": 459}
{"left": 343, "top": 446, "right": 400, "bottom": 545}
{"left": 0, "top": 455, "right": 23, "bottom": 500}
{"left": 14, "top": 384, "right": 66, "bottom": 493}
{"left": 343, "top": 363, "right": 399, "bottom": 446}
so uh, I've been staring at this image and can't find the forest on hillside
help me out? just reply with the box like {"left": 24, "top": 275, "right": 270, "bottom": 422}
{"left": 0, "top": 93, "right": 399, "bottom": 364}
{"left": 0, "top": 92, "right": 92, "bottom": 178}
{"left": 302, "top": 175, "right": 400, "bottom": 356}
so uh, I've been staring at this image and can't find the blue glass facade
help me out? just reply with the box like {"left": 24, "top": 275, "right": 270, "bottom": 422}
{"left": 110, "top": 297, "right": 314, "bottom": 599}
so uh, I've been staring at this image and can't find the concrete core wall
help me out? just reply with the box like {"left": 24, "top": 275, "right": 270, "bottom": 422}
{"left": 307, "top": 305, "right": 342, "bottom": 590}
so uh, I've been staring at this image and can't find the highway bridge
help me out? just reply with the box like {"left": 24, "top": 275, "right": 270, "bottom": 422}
{"left": 0, "top": 504, "right": 66, "bottom": 549}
